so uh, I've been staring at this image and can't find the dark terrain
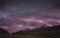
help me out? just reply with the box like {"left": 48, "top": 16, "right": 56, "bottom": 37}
{"left": 0, "top": 25, "right": 60, "bottom": 38}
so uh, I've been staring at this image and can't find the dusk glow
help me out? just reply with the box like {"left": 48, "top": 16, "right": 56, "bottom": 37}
{"left": 0, "top": 0, "right": 60, "bottom": 33}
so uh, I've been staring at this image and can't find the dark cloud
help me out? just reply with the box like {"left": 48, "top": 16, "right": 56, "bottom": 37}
{"left": 0, "top": 0, "right": 60, "bottom": 33}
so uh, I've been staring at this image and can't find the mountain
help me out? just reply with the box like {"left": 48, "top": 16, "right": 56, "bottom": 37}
{"left": 12, "top": 25, "right": 60, "bottom": 38}
{"left": 0, "top": 28, "right": 9, "bottom": 35}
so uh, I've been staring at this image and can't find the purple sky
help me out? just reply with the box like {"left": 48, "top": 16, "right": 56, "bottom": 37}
{"left": 0, "top": 0, "right": 60, "bottom": 33}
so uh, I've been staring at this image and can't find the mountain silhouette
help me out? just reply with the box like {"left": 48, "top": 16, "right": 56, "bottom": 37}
{"left": 11, "top": 25, "right": 60, "bottom": 38}
{"left": 0, "top": 28, "right": 9, "bottom": 35}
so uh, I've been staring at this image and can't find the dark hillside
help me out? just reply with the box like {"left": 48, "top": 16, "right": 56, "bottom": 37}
{"left": 11, "top": 25, "right": 60, "bottom": 38}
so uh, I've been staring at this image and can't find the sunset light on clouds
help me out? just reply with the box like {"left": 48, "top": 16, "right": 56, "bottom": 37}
{"left": 0, "top": 0, "right": 60, "bottom": 33}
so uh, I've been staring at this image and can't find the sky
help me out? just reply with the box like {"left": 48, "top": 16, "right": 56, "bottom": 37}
{"left": 0, "top": 0, "right": 60, "bottom": 33}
